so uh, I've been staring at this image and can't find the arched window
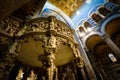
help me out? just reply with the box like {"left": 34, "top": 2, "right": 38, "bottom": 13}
{"left": 108, "top": 53, "right": 117, "bottom": 62}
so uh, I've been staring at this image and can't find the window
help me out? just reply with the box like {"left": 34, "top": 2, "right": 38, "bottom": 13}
{"left": 108, "top": 53, "right": 117, "bottom": 62}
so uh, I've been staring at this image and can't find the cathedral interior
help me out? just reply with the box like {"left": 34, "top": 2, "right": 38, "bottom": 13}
{"left": 0, "top": 0, "right": 120, "bottom": 80}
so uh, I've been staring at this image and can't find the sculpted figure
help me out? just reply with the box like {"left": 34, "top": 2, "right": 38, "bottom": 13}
{"left": 31, "top": 23, "right": 39, "bottom": 31}
{"left": 16, "top": 68, "right": 24, "bottom": 80}
{"left": 48, "top": 34, "right": 56, "bottom": 48}
{"left": 27, "top": 70, "right": 37, "bottom": 80}
{"left": 49, "top": 16, "right": 56, "bottom": 30}
{"left": 46, "top": 54, "right": 58, "bottom": 80}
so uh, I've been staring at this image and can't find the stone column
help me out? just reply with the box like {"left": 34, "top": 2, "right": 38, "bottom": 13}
{"left": 84, "top": 48, "right": 102, "bottom": 79}
{"left": 74, "top": 57, "right": 87, "bottom": 80}
{"left": 102, "top": 34, "right": 120, "bottom": 59}
{"left": 45, "top": 53, "right": 58, "bottom": 80}
{"left": 0, "top": 41, "right": 18, "bottom": 79}
{"left": 43, "top": 34, "right": 58, "bottom": 80}
{"left": 72, "top": 44, "right": 87, "bottom": 80}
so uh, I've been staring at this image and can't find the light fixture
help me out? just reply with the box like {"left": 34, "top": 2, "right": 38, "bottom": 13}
{"left": 108, "top": 53, "right": 117, "bottom": 62}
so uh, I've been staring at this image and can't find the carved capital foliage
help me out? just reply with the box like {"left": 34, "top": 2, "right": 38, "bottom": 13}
{"left": 74, "top": 57, "right": 84, "bottom": 68}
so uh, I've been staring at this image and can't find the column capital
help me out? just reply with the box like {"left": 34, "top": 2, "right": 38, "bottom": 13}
{"left": 101, "top": 34, "right": 120, "bottom": 59}
{"left": 101, "top": 34, "right": 110, "bottom": 39}
{"left": 45, "top": 53, "right": 58, "bottom": 80}
{"left": 74, "top": 57, "right": 84, "bottom": 68}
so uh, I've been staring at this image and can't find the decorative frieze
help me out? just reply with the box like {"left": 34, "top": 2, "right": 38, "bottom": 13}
{"left": 0, "top": 16, "right": 22, "bottom": 36}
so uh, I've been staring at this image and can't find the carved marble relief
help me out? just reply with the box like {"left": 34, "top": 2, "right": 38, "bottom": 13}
{"left": 0, "top": 16, "right": 85, "bottom": 80}
{"left": 0, "top": 16, "right": 22, "bottom": 36}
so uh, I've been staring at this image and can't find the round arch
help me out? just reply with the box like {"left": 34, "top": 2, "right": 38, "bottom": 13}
{"left": 83, "top": 32, "right": 102, "bottom": 47}
{"left": 100, "top": 13, "right": 120, "bottom": 34}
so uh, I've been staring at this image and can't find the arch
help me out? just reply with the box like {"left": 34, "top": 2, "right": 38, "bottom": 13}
{"left": 100, "top": 13, "right": 120, "bottom": 34}
{"left": 83, "top": 32, "right": 102, "bottom": 47}
{"left": 76, "top": 18, "right": 87, "bottom": 30}
{"left": 87, "top": 18, "right": 97, "bottom": 26}
{"left": 103, "top": 1, "right": 120, "bottom": 11}
{"left": 40, "top": 8, "right": 70, "bottom": 26}
{"left": 83, "top": 32, "right": 103, "bottom": 53}
{"left": 88, "top": 3, "right": 103, "bottom": 17}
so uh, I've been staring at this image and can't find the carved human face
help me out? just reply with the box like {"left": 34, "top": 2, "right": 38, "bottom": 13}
{"left": 48, "top": 58, "right": 54, "bottom": 66}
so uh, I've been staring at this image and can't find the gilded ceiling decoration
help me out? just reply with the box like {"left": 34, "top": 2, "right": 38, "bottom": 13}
{"left": 48, "top": 0, "right": 85, "bottom": 16}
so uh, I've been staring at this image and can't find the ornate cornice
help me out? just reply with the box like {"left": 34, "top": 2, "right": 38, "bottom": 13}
{"left": 17, "top": 16, "right": 75, "bottom": 43}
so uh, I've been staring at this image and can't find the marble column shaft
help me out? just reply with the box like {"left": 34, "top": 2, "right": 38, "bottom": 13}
{"left": 102, "top": 34, "right": 120, "bottom": 59}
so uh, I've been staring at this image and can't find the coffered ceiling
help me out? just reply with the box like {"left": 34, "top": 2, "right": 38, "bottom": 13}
{"left": 48, "top": 0, "right": 85, "bottom": 16}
